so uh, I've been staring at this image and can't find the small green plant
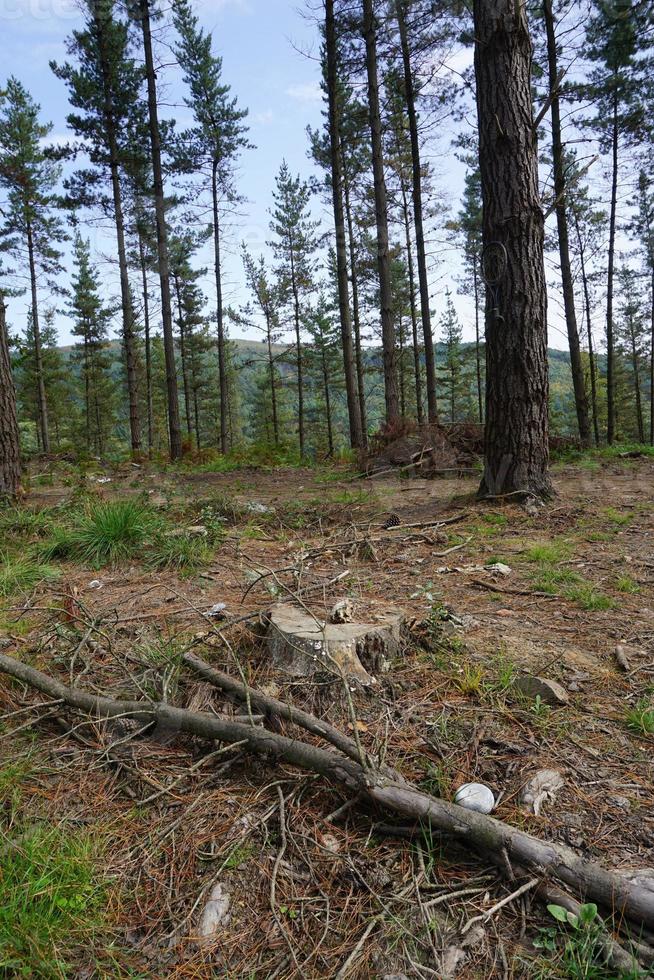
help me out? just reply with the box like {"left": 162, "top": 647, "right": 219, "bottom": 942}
{"left": 531, "top": 901, "right": 641, "bottom": 979}
{"left": 625, "top": 698, "right": 654, "bottom": 736}
{"left": 530, "top": 694, "right": 550, "bottom": 720}
{"left": 40, "top": 500, "right": 160, "bottom": 567}
{"left": 456, "top": 662, "right": 484, "bottom": 696}
{"left": 615, "top": 575, "right": 641, "bottom": 594}
{"left": 563, "top": 583, "right": 615, "bottom": 611}
{"left": 0, "top": 553, "right": 59, "bottom": 597}
{"left": 602, "top": 506, "right": 633, "bottom": 527}
{"left": 524, "top": 540, "right": 574, "bottom": 564}
{"left": 146, "top": 532, "right": 213, "bottom": 572}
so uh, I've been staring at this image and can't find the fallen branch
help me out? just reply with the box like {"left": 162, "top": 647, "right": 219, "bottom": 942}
{"left": 1, "top": 650, "right": 654, "bottom": 936}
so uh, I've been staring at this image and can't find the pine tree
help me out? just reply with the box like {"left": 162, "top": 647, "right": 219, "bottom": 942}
{"left": 15, "top": 309, "right": 74, "bottom": 452}
{"left": 0, "top": 292, "right": 21, "bottom": 495}
{"left": 172, "top": 0, "right": 250, "bottom": 453}
{"left": 52, "top": 0, "right": 144, "bottom": 453}
{"left": 0, "top": 78, "right": 67, "bottom": 454}
{"left": 616, "top": 267, "right": 647, "bottom": 442}
{"left": 305, "top": 293, "right": 342, "bottom": 456}
{"left": 438, "top": 291, "right": 465, "bottom": 423}
{"left": 268, "top": 163, "right": 319, "bottom": 457}
{"left": 629, "top": 167, "right": 654, "bottom": 444}
{"left": 68, "top": 234, "right": 117, "bottom": 455}
{"left": 241, "top": 247, "right": 284, "bottom": 447}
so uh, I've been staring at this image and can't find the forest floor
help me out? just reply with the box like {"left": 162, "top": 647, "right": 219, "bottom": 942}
{"left": 0, "top": 450, "right": 653, "bottom": 979}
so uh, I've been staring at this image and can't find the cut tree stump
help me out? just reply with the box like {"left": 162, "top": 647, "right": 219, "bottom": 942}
{"left": 266, "top": 602, "right": 403, "bottom": 684}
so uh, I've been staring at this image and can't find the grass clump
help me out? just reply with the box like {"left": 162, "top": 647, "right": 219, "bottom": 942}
{"left": 615, "top": 574, "right": 641, "bottom": 594}
{"left": 147, "top": 532, "right": 213, "bottom": 572}
{"left": 40, "top": 500, "right": 160, "bottom": 568}
{"left": 0, "top": 553, "right": 59, "bottom": 597}
{"left": 625, "top": 698, "right": 654, "bottom": 736}
{"left": 0, "top": 823, "right": 104, "bottom": 978}
{"left": 524, "top": 540, "right": 573, "bottom": 564}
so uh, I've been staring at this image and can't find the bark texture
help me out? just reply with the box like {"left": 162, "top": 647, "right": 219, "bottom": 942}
{"left": 473, "top": 0, "right": 552, "bottom": 498}
{"left": 0, "top": 296, "right": 21, "bottom": 496}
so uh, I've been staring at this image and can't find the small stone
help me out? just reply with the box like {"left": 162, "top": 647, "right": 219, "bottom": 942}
{"left": 520, "top": 769, "right": 565, "bottom": 816}
{"left": 207, "top": 603, "right": 227, "bottom": 619}
{"left": 454, "top": 782, "right": 495, "bottom": 814}
{"left": 440, "top": 945, "right": 468, "bottom": 978}
{"left": 88, "top": 579, "right": 103, "bottom": 590}
{"left": 485, "top": 562, "right": 512, "bottom": 576}
{"left": 512, "top": 674, "right": 569, "bottom": 706}
{"left": 197, "top": 882, "right": 230, "bottom": 940}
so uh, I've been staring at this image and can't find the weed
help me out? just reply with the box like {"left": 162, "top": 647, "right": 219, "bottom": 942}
{"left": 420, "top": 762, "right": 451, "bottom": 798}
{"left": 532, "top": 568, "right": 584, "bottom": 595}
{"left": 456, "top": 662, "right": 484, "bottom": 696}
{"left": 0, "top": 823, "right": 104, "bottom": 978}
{"left": 531, "top": 901, "right": 642, "bottom": 979}
{"left": 563, "top": 583, "right": 615, "bottom": 611}
{"left": 0, "top": 507, "right": 54, "bottom": 540}
{"left": 615, "top": 575, "right": 641, "bottom": 594}
{"left": 0, "top": 553, "right": 59, "bottom": 597}
{"left": 147, "top": 533, "right": 213, "bottom": 572}
{"left": 41, "top": 500, "right": 160, "bottom": 567}
{"left": 601, "top": 506, "right": 633, "bottom": 527}
{"left": 625, "top": 698, "right": 654, "bottom": 736}
{"left": 524, "top": 540, "right": 573, "bottom": 564}
{"left": 530, "top": 695, "right": 550, "bottom": 720}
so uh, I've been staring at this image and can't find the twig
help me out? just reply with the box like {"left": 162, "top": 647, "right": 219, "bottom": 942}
{"left": 270, "top": 786, "right": 300, "bottom": 971}
{"left": 460, "top": 878, "right": 539, "bottom": 935}
{"left": 334, "top": 913, "right": 382, "bottom": 979}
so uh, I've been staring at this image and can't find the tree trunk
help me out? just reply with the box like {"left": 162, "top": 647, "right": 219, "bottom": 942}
{"left": 401, "top": 182, "right": 423, "bottom": 424}
{"left": 173, "top": 276, "right": 193, "bottom": 438}
{"left": 0, "top": 295, "right": 21, "bottom": 497}
{"left": 325, "top": 0, "right": 363, "bottom": 450}
{"left": 321, "top": 344, "right": 334, "bottom": 456}
{"left": 606, "top": 83, "right": 619, "bottom": 445}
{"left": 91, "top": 1, "right": 141, "bottom": 454}
{"left": 265, "top": 310, "right": 279, "bottom": 445}
{"left": 26, "top": 222, "right": 50, "bottom": 454}
{"left": 289, "top": 247, "right": 305, "bottom": 458}
{"left": 573, "top": 211, "right": 600, "bottom": 445}
{"left": 83, "top": 332, "right": 91, "bottom": 453}
{"left": 362, "top": 0, "right": 399, "bottom": 426}
{"left": 342, "top": 157, "right": 368, "bottom": 444}
{"left": 650, "top": 268, "right": 654, "bottom": 446}
{"left": 473, "top": 0, "right": 552, "bottom": 498}
{"left": 137, "top": 0, "right": 182, "bottom": 460}
{"left": 138, "top": 232, "right": 154, "bottom": 452}
{"left": 211, "top": 162, "right": 229, "bottom": 454}
{"left": 473, "top": 251, "right": 484, "bottom": 423}
{"left": 543, "top": 0, "right": 591, "bottom": 448}
{"left": 395, "top": 0, "right": 437, "bottom": 424}
{"left": 627, "top": 314, "right": 645, "bottom": 443}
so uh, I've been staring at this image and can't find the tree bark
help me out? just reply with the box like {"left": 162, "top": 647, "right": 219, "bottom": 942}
{"left": 289, "top": 245, "right": 305, "bottom": 458}
{"left": 473, "top": 0, "right": 552, "bottom": 498}
{"left": 473, "top": 251, "right": 483, "bottom": 423}
{"left": 0, "top": 295, "right": 21, "bottom": 497}
{"left": 26, "top": 222, "right": 50, "bottom": 454}
{"left": 265, "top": 310, "right": 279, "bottom": 445}
{"left": 342, "top": 157, "right": 368, "bottom": 444}
{"left": 325, "top": 0, "right": 363, "bottom": 450}
{"left": 137, "top": 231, "right": 154, "bottom": 452}
{"left": 573, "top": 211, "right": 600, "bottom": 445}
{"left": 395, "top": 0, "right": 438, "bottom": 424}
{"left": 606, "top": 83, "right": 619, "bottom": 445}
{"left": 400, "top": 182, "right": 423, "bottom": 425}
{"left": 173, "top": 275, "right": 193, "bottom": 438}
{"left": 543, "top": 0, "right": 591, "bottom": 448}
{"left": 362, "top": 0, "right": 399, "bottom": 426}
{"left": 627, "top": 312, "right": 645, "bottom": 443}
{"left": 91, "top": 1, "right": 141, "bottom": 454}
{"left": 137, "top": 0, "right": 182, "bottom": 460}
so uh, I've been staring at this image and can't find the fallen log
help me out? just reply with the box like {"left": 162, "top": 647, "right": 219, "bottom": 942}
{"left": 1, "top": 649, "right": 653, "bottom": 937}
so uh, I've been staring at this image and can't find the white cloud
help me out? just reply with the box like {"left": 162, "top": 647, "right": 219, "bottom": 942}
{"left": 285, "top": 82, "right": 322, "bottom": 104}
{"left": 253, "top": 109, "right": 275, "bottom": 125}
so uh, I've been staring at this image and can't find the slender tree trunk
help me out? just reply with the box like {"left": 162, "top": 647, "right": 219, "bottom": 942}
{"left": 543, "top": 0, "right": 591, "bottom": 447}
{"left": 137, "top": 0, "right": 182, "bottom": 460}
{"left": 26, "top": 223, "right": 50, "bottom": 454}
{"left": 325, "top": 0, "right": 363, "bottom": 450}
{"left": 342, "top": 158, "right": 368, "bottom": 443}
{"left": 0, "top": 295, "right": 21, "bottom": 497}
{"left": 473, "top": 0, "right": 552, "bottom": 498}
{"left": 91, "top": 1, "right": 141, "bottom": 454}
{"left": 394, "top": 0, "right": 437, "bottom": 423}
{"left": 627, "top": 315, "right": 645, "bottom": 443}
{"left": 211, "top": 163, "right": 229, "bottom": 454}
{"left": 138, "top": 233, "right": 154, "bottom": 452}
{"left": 401, "top": 183, "right": 423, "bottom": 424}
{"left": 472, "top": 251, "right": 483, "bottom": 423}
{"left": 606, "top": 84, "right": 619, "bottom": 445}
{"left": 398, "top": 317, "right": 406, "bottom": 418}
{"left": 83, "top": 333, "right": 91, "bottom": 453}
{"left": 362, "top": 0, "right": 399, "bottom": 426}
{"left": 650, "top": 268, "right": 654, "bottom": 446}
{"left": 289, "top": 248, "right": 305, "bottom": 457}
{"left": 265, "top": 311, "right": 279, "bottom": 445}
{"left": 173, "top": 277, "right": 193, "bottom": 438}
{"left": 573, "top": 212, "right": 600, "bottom": 445}
{"left": 321, "top": 344, "right": 334, "bottom": 456}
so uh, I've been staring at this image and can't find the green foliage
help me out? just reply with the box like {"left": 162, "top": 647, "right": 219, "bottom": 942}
{"left": 0, "top": 553, "right": 59, "bottom": 597}
{"left": 532, "top": 901, "right": 641, "bottom": 979}
{"left": 625, "top": 698, "right": 654, "bottom": 736}
{"left": 524, "top": 540, "right": 574, "bottom": 564}
{"left": 146, "top": 531, "right": 213, "bottom": 572}
{"left": 0, "top": 822, "right": 104, "bottom": 978}
{"left": 615, "top": 575, "right": 641, "bottom": 594}
{"left": 41, "top": 500, "right": 159, "bottom": 567}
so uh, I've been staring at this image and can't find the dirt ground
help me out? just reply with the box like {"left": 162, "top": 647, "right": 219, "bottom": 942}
{"left": 1, "top": 455, "right": 653, "bottom": 978}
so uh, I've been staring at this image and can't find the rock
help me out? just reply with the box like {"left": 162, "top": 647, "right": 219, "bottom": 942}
{"left": 267, "top": 602, "right": 403, "bottom": 685}
{"left": 382, "top": 975, "right": 411, "bottom": 980}
{"left": 614, "top": 644, "right": 645, "bottom": 671}
{"left": 512, "top": 674, "right": 569, "bottom": 706}
{"left": 520, "top": 769, "right": 565, "bottom": 816}
{"left": 88, "top": 579, "right": 103, "bottom": 590}
{"left": 197, "top": 883, "right": 230, "bottom": 940}
{"left": 440, "top": 945, "right": 468, "bottom": 978}
{"left": 246, "top": 501, "right": 273, "bottom": 515}
{"left": 0, "top": 637, "right": 13, "bottom": 649}
{"left": 454, "top": 783, "right": 495, "bottom": 814}
{"left": 330, "top": 598, "right": 354, "bottom": 624}
{"left": 485, "top": 562, "right": 512, "bottom": 576}
{"left": 207, "top": 603, "right": 227, "bottom": 619}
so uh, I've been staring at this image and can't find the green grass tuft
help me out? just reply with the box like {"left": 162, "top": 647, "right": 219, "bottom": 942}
{"left": 524, "top": 540, "right": 573, "bottom": 564}
{"left": 40, "top": 500, "right": 160, "bottom": 568}
{"left": 146, "top": 532, "right": 213, "bottom": 572}
{"left": 0, "top": 553, "right": 59, "bottom": 597}
{"left": 625, "top": 698, "right": 654, "bottom": 736}
{"left": 615, "top": 575, "right": 641, "bottom": 594}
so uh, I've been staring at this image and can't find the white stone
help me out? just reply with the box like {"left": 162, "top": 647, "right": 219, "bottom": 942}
{"left": 454, "top": 783, "right": 495, "bottom": 814}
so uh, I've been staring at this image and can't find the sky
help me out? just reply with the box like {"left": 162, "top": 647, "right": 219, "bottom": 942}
{"left": 1, "top": 0, "right": 579, "bottom": 354}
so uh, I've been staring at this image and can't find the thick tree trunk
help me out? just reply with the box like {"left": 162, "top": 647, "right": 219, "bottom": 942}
{"left": 211, "top": 163, "right": 229, "bottom": 454}
{"left": 395, "top": 0, "right": 438, "bottom": 424}
{"left": 325, "top": 0, "right": 363, "bottom": 450}
{"left": 342, "top": 160, "right": 368, "bottom": 444}
{"left": 138, "top": 232, "right": 154, "bottom": 452}
{"left": 606, "top": 84, "right": 619, "bottom": 445}
{"left": 0, "top": 296, "right": 21, "bottom": 497}
{"left": 543, "top": 0, "right": 591, "bottom": 448}
{"left": 26, "top": 223, "right": 50, "bottom": 454}
{"left": 473, "top": 0, "right": 552, "bottom": 498}
{"left": 362, "top": 0, "right": 399, "bottom": 426}
{"left": 91, "top": 1, "right": 141, "bottom": 454}
{"left": 137, "top": 0, "right": 182, "bottom": 460}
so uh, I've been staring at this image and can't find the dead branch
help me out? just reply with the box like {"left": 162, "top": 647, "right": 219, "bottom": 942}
{"left": 2, "top": 650, "right": 654, "bottom": 936}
